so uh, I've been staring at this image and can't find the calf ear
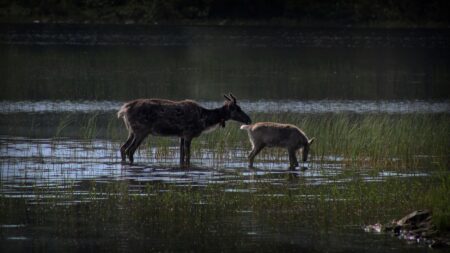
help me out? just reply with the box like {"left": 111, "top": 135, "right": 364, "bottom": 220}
{"left": 308, "top": 138, "right": 315, "bottom": 145}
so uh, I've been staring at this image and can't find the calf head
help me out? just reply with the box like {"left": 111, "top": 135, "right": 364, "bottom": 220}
{"left": 302, "top": 138, "right": 315, "bottom": 162}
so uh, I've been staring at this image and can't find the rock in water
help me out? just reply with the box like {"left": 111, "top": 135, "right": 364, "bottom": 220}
{"left": 364, "top": 210, "right": 449, "bottom": 248}
{"left": 396, "top": 210, "right": 431, "bottom": 227}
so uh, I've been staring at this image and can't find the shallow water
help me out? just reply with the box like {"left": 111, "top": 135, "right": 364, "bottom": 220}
{"left": 1, "top": 136, "right": 430, "bottom": 191}
{"left": 0, "top": 136, "right": 440, "bottom": 252}
{"left": 0, "top": 135, "right": 437, "bottom": 253}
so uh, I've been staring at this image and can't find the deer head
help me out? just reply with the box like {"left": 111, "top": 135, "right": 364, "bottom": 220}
{"left": 223, "top": 93, "right": 251, "bottom": 124}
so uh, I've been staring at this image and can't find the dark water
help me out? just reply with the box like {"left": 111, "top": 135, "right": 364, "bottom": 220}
{"left": 1, "top": 25, "right": 449, "bottom": 252}
{"left": 1, "top": 24, "right": 449, "bottom": 101}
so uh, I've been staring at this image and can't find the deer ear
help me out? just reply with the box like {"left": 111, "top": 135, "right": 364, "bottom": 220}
{"left": 308, "top": 138, "right": 315, "bottom": 145}
{"left": 229, "top": 93, "right": 237, "bottom": 103}
{"left": 223, "top": 94, "right": 232, "bottom": 101}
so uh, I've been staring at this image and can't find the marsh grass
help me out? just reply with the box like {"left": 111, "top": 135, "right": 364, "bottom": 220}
{"left": 7, "top": 111, "right": 445, "bottom": 169}
{"left": 55, "top": 114, "right": 74, "bottom": 138}
{"left": 80, "top": 112, "right": 99, "bottom": 139}
{"left": 1, "top": 111, "right": 448, "bottom": 248}
{"left": 46, "top": 112, "right": 448, "bottom": 169}
{"left": 190, "top": 113, "right": 449, "bottom": 168}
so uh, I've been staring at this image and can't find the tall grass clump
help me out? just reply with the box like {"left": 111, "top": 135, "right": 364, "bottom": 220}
{"left": 245, "top": 113, "right": 449, "bottom": 168}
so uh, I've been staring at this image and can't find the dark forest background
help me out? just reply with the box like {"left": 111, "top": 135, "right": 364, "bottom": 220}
{"left": 0, "top": 0, "right": 449, "bottom": 27}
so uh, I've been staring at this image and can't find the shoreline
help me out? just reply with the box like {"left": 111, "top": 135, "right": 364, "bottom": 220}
{"left": 1, "top": 23, "right": 449, "bottom": 49}
{"left": 1, "top": 19, "right": 449, "bottom": 29}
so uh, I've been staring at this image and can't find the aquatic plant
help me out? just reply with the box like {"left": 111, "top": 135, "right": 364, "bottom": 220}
{"left": 55, "top": 114, "right": 74, "bottom": 138}
{"left": 80, "top": 113, "right": 99, "bottom": 139}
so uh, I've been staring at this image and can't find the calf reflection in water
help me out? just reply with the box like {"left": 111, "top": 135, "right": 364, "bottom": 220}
{"left": 118, "top": 94, "right": 251, "bottom": 167}
{"left": 240, "top": 122, "right": 315, "bottom": 169}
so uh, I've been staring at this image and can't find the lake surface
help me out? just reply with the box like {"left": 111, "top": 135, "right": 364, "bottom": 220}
{"left": 1, "top": 24, "right": 450, "bottom": 101}
{"left": 1, "top": 24, "right": 449, "bottom": 252}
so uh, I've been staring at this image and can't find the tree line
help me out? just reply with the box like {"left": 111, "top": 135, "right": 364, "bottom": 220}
{"left": 1, "top": 0, "right": 449, "bottom": 26}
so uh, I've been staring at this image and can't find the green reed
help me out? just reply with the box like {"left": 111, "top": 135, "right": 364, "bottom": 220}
{"left": 54, "top": 114, "right": 74, "bottom": 138}
{"left": 80, "top": 112, "right": 100, "bottom": 139}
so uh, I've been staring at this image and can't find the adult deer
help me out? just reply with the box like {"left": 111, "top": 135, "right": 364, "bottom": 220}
{"left": 118, "top": 94, "right": 251, "bottom": 166}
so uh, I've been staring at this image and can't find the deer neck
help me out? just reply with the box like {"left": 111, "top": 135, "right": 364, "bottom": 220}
{"left": 204, "top": 106, "right": 230, "bottom": 129}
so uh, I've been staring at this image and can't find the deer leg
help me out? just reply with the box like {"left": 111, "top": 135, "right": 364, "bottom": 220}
{"left": 124, "top": 135, "right": 137, "bottom": 163}
{"left": 183, "top": 138, "right": 192, "bottom": 167}
{"left": 120, "top": 132, "right": 134, "bottom": 162}
{"left": 288, "top": 148, "right": 299, "bottom": 169}
{"left": 179, "top": 138, "right": 185, "bottom": 165}
{"left": 125, "top": 132, "right": 147, "bottom": 164}
{"left": 248, "top": 144, "right": 265, "bottom": 168}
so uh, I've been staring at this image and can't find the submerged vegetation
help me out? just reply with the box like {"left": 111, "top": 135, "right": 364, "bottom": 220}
{"left": 1, "top": 164, "right": 449, "bottom": 250}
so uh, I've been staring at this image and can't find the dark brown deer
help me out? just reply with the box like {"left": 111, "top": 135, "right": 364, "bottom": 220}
{"left": 117, "top": 94, "right": 251, "bottom": 166}
{"left": 240, "top": 122, "right": 315, "bottom": 169}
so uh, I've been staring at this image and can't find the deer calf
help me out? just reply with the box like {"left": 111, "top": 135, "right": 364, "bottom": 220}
{"left": 240, "top": 122, "right": 315, "bottom": 169}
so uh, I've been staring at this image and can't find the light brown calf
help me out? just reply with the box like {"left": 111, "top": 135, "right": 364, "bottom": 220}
{"left": 240, "top": 122, "right": 314, "bottom": 169}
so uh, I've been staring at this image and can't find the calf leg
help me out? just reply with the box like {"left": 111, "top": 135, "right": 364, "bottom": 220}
{"left": 288, "top": 148, "right": 299, "bottom": 169}
{"left": 248, "top": 144, "right": 265, "bottom": 168}
{"left": 120, "top": 132, "right": 134, "bottom": 162}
